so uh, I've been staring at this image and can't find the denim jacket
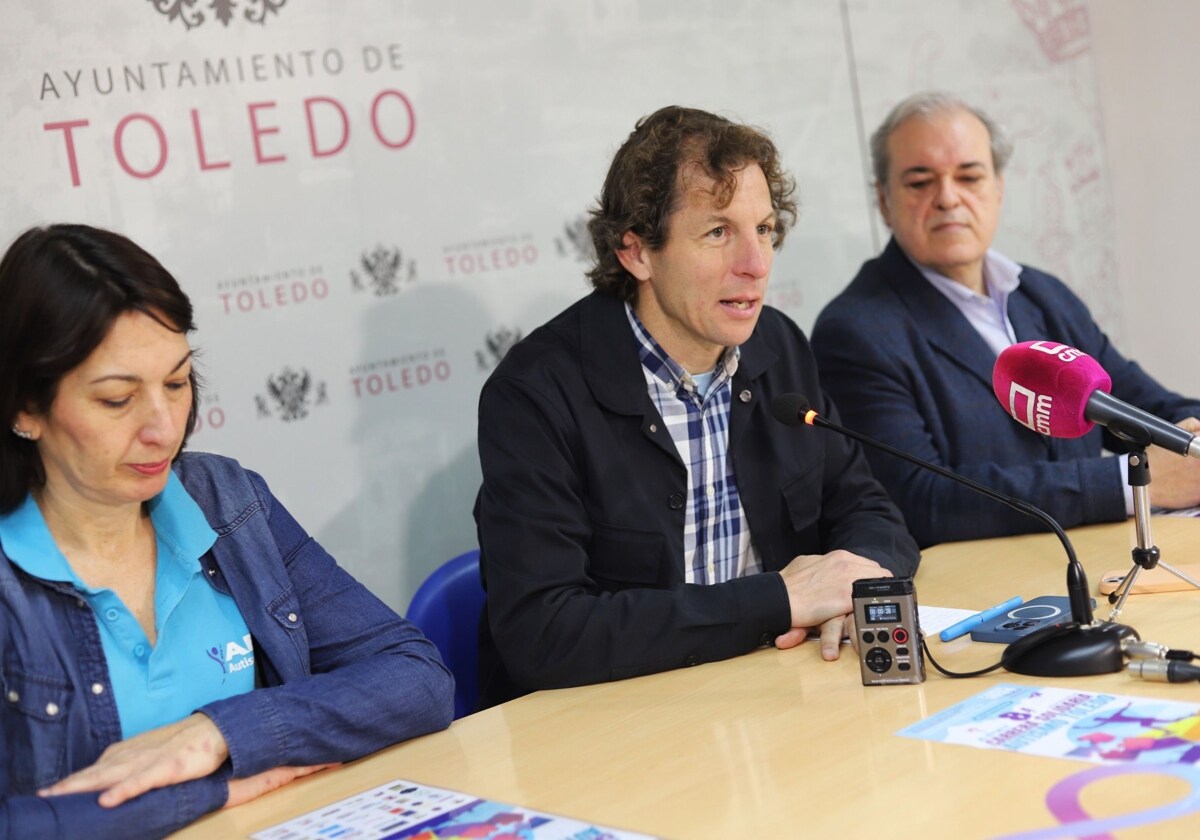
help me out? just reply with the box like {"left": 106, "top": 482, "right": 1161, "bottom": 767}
{"left": 1, "top": 452, "right": 454, "bottom": 839}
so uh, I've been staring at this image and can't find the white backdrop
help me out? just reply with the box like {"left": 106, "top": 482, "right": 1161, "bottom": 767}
{"left": 0, "top": 0, "right": 1136, "bottom": 611}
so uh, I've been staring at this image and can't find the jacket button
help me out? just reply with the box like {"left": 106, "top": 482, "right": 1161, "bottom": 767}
{"left": 288, "top": 612, "right": 299, "bottom": 623}
{"left": 649, "top": 423, "right": 658, "bottom": 433}
{"left": 6, "top": 690, "right": 18, "bottom": 703}
{"left": 91, "top": 683, "right": 105, "bottom": 695}
{"left": 45, "top": 702, "right": 59, "bottom": 717}
{"left": 739, "top": 390, "right": 752, "bottom": 403}
{"left": 684, "top": 654, "right": 700, "bottom": 667}
{"left": 758, "top": 633, "right": 772, "bottom": 646}
{"left": 667, "top": 492, "right": 684, "bottom": 510}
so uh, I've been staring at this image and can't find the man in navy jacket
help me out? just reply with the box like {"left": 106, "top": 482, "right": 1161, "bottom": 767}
{"left": 812, "top": 92, "right": 1200, "bottom": 548}
{"left": 474, "top": 106, "right": 919, "bottom": 708}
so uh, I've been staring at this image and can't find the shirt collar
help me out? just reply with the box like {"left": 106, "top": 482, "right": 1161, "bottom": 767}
{"left": 0, "top": 494, "right": 76, "bottom": 583}
{"left": 147, "top": 469, "right": 219, "bottom": 571}
{"left": 0, "top": 470, "right": 217, "bottom": 586}
{"left": 623, "top": 302, "right": 740, "bottom": 397}
{"left": 911, "top": 248, "right": 1022, "bottom": 304}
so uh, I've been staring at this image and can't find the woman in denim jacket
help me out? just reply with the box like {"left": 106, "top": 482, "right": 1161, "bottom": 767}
{"left": 0, "top": 225, "right": 455, "bottom": 838}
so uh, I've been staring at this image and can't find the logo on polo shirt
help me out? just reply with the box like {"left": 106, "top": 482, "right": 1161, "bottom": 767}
{"left": 206, "top": 633, "right": 256, "bottom": 675}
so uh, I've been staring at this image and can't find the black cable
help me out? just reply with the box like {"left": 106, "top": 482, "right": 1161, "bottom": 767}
{"left": 921, "top": 635, "right": 1200, "bottom": 682}
{"left": 921, "top": 637, "right": 1005, "bottom": 678}
{"left": 921, "top": 637, "right": 1200, "bottom": 681}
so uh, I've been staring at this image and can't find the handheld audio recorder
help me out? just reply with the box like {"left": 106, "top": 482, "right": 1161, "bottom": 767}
{"left": 852, "top": 577, "right": 926, "bottom": 686}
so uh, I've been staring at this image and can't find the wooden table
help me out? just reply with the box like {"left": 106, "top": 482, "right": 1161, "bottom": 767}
{"left": 176, "top": 517, "right": 1200, "bottom": 839}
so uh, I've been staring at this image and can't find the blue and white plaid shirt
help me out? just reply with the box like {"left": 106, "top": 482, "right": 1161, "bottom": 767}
{"left": 625, "top": 304, "right": 761, "bottom": 585}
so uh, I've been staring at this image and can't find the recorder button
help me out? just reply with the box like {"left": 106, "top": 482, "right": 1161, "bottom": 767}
{"left": 892, "top": 627, "right": 909, "bottom": 645}
{"left": 864, "top": 647, "right": 892, "bottom": 674}
{"left": 877, "top": 630, "right": 890, "bottom": 644}
{"left": 862, "top": 632, "right": 875, "bottom": 644}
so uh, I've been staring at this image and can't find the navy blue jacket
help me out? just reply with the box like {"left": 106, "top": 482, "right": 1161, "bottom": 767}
{"left": 812, "top": 238, "right": 1200, "bottom": 547}
{"left": 474, "top": 291, "right": 919, "bottom": 708}
{"left": 0, "top": 453, "right": 454, "bottom": 838}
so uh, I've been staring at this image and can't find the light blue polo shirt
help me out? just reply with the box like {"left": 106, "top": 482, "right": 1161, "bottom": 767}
{"left": 0, "top": 472, "right": 255, "bottom": 738}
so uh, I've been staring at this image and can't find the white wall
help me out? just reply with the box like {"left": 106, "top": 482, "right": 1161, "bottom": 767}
{"left": 1, "top": 1, "right": 1187, "bottom": 613}
{"left": 1090, "top": 0, "right": 1199, "bottom": 396}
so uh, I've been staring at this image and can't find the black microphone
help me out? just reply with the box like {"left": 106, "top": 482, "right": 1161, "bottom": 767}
{"left": 1088, "top": 392, "right": 1199, "bottom": 457}
{"left": 992, "top": 341, "right": 1199, "bottom": 458}
{"left": 770, "top": 392, "right": 1138, "bottom": 677}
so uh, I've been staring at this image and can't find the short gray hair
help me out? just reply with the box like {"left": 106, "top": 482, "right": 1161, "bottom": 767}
{"left": 870, "top": 91, "right": 1013, "bottom": 188}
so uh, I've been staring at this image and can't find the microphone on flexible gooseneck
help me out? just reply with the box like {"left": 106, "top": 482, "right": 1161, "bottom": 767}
{"left": 769, "top": 392, "right": 1137, "bottom": 677}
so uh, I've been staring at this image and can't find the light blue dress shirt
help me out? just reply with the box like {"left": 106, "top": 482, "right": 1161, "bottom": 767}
{"left": 914, "top": 248, "right": 1022, "bottom": 356}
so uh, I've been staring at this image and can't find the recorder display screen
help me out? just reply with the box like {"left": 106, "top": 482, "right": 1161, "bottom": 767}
{"left": 865, "top": 603, "right": 900, "bottom": 624}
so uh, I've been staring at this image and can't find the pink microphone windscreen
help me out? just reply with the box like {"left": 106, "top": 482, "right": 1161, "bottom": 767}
{"left": 992, "top": 341, "right": 1112, "bottom": 438}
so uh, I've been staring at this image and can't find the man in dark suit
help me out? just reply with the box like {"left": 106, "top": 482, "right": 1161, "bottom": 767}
{"left": 474, "top": 106, "right": 919, "bottom": 708}
{"left": 812, "top": 92, "right": 1200, "bottom": 548}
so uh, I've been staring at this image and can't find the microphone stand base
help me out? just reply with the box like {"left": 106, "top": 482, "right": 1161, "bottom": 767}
{"left": 1002, "top": 621, "right": 1138, "bottom": 677}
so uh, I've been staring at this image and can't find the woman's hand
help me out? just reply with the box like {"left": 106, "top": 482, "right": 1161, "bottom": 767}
{"left": 39, "top": 713, "right": 229, "bottom": 807}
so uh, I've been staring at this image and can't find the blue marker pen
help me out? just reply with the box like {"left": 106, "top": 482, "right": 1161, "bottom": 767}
{"left": 938, "top": 596, "right": 1024, "bottom": 642}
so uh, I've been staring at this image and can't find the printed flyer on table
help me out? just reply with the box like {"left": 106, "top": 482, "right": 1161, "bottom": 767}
{"left": 900, "top": 683, "right": 1200, "bottom": 766}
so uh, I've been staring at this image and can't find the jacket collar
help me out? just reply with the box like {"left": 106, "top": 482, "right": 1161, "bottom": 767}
{"left": 580, "top": 291, "right": 644, "bottom": 415}
{"left": 1007, "top": 285, "right": 1050, "bottom": 343}
{"left": 579, "top": 291, "right": 776, "bottom": 415}
{"left": 880, "top": 237, "right": 1009, "bottom": 389}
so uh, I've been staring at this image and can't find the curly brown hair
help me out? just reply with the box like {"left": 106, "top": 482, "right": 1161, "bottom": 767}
{"left": 586, "top": 106, "right": 798, "bottom": 301}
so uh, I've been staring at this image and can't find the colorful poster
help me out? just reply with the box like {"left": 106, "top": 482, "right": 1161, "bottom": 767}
{"left": 251, "top": 778, "right": 657, "bottom": 840}
{"left": 900, "top": 683, "right": 1200, "bottom": 766}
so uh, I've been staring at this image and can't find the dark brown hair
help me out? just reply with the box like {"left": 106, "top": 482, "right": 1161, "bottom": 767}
{"left": 0, "top": 224, "right": 200, "bottom": 513}
{"left": 586, "top": 105, "right": 798, "bottom": 301}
